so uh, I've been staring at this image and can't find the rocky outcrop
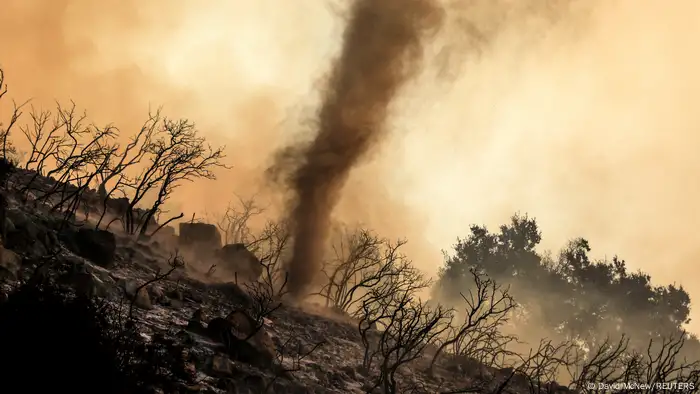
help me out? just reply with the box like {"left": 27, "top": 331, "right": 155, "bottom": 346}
{"left": 208, "top": 281, "right": 253, "bottom": 308}
{"left": 205, "top": 309, "right": 276, "bottom": 369}
{"left": 62, "top": 228, "right": 117, "bottom": 268}
{"left": 0, "top": 244, "right": 21, "bottom": 281}
{"left": 119, "top": 279, "right": 155, "bottom": 310}
{"left": 0, "top": 166, "right": 581, "bottom": 394}
{"left": 178, "top": 222, "right": 221, "bottom": 251}
{"left": 216, "top": 243, "right": 263, "bottom": 282}
{"left": 4, "top": 208, "right": 57, "bottom": 257}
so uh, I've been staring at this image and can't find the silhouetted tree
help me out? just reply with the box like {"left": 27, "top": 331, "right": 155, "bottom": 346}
{"left": 436, "top": 213, "right": 696, "bottom": 356}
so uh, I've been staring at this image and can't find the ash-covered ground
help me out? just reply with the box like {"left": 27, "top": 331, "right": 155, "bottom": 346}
{"left": 0, "top": 166, "right": 572, "bottom": 394}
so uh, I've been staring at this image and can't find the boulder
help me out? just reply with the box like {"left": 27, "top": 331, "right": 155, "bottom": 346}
{"left": 216, "top": 243, "right": 262, "bottom": 282}
{"left": 225, "top": 309, "right": 275, "bottom": 362}
{"left": 4, "top": 209, "right": 49, "bottom": 257}
{"left": 133, "top": 287, "right": 152, "bottom": 310}
{"left": 178, "top": 222, "right": 221, "bottom": 251}
{"left": 150, "top": 225, "right": 179, "bottom": 252}
{"left": 58, "top": 264, "right": 109, "bottom": 298}
{"left": 209, "top": 281, "right": 253, "bottom": 308}
{"left": 105, "top": 197, "right": 129, "bottom": 216}
{"left": 205, "top": 313, "right": 275, "bottom": 368}
{"left": 69, "top": 228, "right": 117, "bottom": 268}
{"left": 187, "top": 308, "right": 206, "bottom": 333}
{"left": 119, "top": 279, "right": 153, "bottom": 310}
{"left": 208, "top": 355, "right": 234, "bottom": 377}
{"left": 0, "top": 244, "right": 22, "bottom": 281}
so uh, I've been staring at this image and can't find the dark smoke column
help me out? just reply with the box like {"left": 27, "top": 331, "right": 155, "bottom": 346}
{"left": 284, "top": 0, "right": 443, "bottom": 299}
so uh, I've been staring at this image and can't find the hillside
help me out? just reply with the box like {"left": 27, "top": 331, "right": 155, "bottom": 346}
{"left": 0, "top": 90, "right": 696, "bottom": 392}
{"left": 0, "top": 161, "right": 582, "bottom": 394}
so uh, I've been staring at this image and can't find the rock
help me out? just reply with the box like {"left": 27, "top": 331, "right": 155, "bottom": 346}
{"left": 153, "top": 225, "right": 176, "bottom": 239}
{"left": 72, "top": 228, "right": 117, "bottom": 268}
{"left": 148, "top": 285, "right": 165, "bottom": 302}
{"left": 133, "top": 287, "right": 152, "bottom": 310}
{"left": 0, "top": 244, "right": 22, "bottom": 281}
{"left": 167, "top": 288, "right": 185, "bottom": 301}
{"left": 105, "top": 197, "right": 130, "bottom": 216}
{"left": 119, "top": 279, "right": 153, "bottom": 310}
{"left": 216, "top": 243, "right": 263, "bottom": 282}
{"left": 58, "top": 264, "right": 108, "bottom": 298}
{"left": 187, "top": 308, "right": 206, "bottom": 333}
{"left": 545, "top": 382, "right": 570, "bottom": 393}
{"left": 499, "top": 367, "right": 514, "bottom": 377}
{"left": 216, "top": 378, "right": 237, "bottom": 392}
{"left": 162, "top": 288, "right": 184, "bottom": 308}
{"left": 208, "top": 354, "right": 233, "bottom": 376}
{"left": 209, "top": 281, "right": 253, "bottom": 308}
{"left": 340, "top": 365, "right": 357, "bottom": 380}
{"left": 206, "top": 316, "right": 275, "bottom": 368}
{"left": 178, "top": 222, "right": 221, "bottom": 251}
{"left": 151, "top": 225, "right": 178, "bottom": 251}
{"left": 6, "top": 209, "right": 35, "bottom": 235}
{"left": 225, "top": 309, "right": 275, "bottom": 361}
{"left": 496, "top": 367, "right": 529, "bottom": 388}
{"left": 242, "top": 374, "right": 266, "bottom": 392}
{"left": 74, "top": 272, "right": 105, "bottom": 298}
{"left": 3, "top": 217, "right": 15, "bottom": 234}
{"left": 4, "top": 209, "right": 48, "bottom": 256}
{"left": 178, "top": 383, "right": 202, "bottom": 393}
{"left": 226, "top": 309, "right": 257, "bottom": 337}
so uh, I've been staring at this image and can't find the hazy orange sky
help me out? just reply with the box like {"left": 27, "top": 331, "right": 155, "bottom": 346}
{"left": 2, "top": 0, "right": 700, "bottom": 331}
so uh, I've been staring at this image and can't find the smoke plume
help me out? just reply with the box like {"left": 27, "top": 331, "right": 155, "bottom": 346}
{"left": 279, "top": 0, "right": 443, "bottom": 298}
{"left": 5, "top": 0, "right": 700, "bottom": 334}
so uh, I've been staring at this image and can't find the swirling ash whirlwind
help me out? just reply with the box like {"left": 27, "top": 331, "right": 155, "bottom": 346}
{"left": 2, "top": 0, "right": 700, "bottom": 331}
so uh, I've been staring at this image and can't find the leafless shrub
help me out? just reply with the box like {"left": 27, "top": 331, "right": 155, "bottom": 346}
{"left": 430, "top": 268, "right": 518, "bottom": 372}
{"left": 566, "top": 331, "right": 700, "bottom": 391}
{"left": 118, "top": 113, "right": 228, "bottom": 237}
{"left": 356, "top": 257, "right": 432, "bottom": 367}
{"left": 514, "top": 340, "right": 578, "bottom": 394}
{"left": 349, "top": 254, "right": 449, "bottom": 393}
{"left": 446, "top": 327, "right": 700, "bottom": 393}
{"left": 242, "top": 278, "right": 288, "bottom": 342}
{"left": 7, "top": 99, "right": 227, "bottom": 235}
{"left": 444, "top": 339, "right": 576, "bottom": 394}
{"left": 317, "top": 227, "right": 430, "bottom": 319}
{"left": 265, "top": 335, "right": 325, "bottom": 392}
{"left": 124, "top": 251, "right": 186, "bottom": 322}
{"left": 0, "top": 69, "right": 24, "bottom": 162}
{"left": 94, "top": 112, "right": 163, "bottom": 229}
{"left": 246, "top": 218, "right": 292, "bottom": 299}
{"left": 317, "top": 227, "right": 384, "bottom": 312}
{"left": 232, "top": 220, "right": 292, "bottom": 341}
{"left": 212, "top": 194, "right": 264, "bottom": 245}
{"left": 17, "top": 103, "right": 119, "bottom": 227}
{"left": 360, "top": 287, "right": 452, "bottom": 394}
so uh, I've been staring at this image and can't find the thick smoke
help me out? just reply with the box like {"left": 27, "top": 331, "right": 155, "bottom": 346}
{"left": 279, "top": 0, "right": 443, "bottom": 298}
{"left": 5, "top": 0, "right": 700, "bottom": 333}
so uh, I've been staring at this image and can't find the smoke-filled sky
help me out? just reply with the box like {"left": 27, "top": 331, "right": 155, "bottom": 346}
{"left": 2, "top": 0, "right": 700, "bottom": 331}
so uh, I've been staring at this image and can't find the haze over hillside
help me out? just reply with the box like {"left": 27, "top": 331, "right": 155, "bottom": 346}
{"left": 2, "top": 0, "right": 700, "bottom": 331}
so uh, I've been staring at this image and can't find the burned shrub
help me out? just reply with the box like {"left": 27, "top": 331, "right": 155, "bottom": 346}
{"left": 0, "top": 156, "right": 16, "bottom": 187}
